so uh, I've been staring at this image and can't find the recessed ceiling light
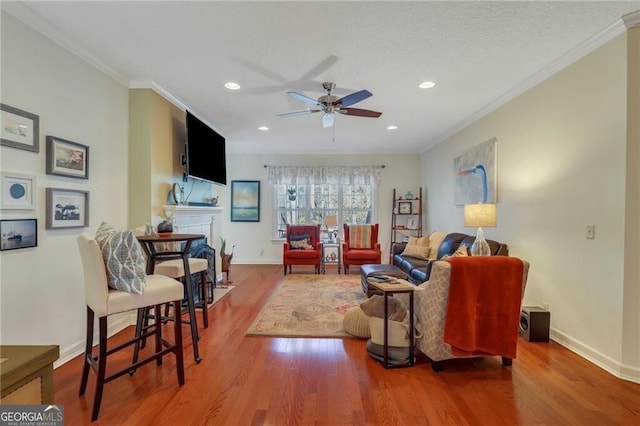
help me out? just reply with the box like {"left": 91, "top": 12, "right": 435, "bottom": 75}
{"left": 387, "top": 125, "right": 398, "bottom": 130}
{"left": 419, "top": 81, "right": 436, "bottom": 89}
{"left": 224, "top": 82, "right": 240, "bottom": 90}
{"left": 258, "top": 126, "right": 269, "bottom": 131}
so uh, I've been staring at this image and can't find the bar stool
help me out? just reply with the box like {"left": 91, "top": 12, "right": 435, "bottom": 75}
{"left": 77, "top": 233, "right": 185, "bottom": 421}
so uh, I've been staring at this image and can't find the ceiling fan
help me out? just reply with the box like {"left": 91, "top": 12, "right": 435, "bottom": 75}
{"left": 277, "top": 82, "right": 382, "bottom": 128}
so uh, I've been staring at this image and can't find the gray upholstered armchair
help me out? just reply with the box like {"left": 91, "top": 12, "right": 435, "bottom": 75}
{"left": 397, "top": 257, "right": 529, "bottom": 371}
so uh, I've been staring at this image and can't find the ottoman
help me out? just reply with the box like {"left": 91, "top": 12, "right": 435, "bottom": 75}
{"left": 343, "top": 307, "right": 371, "bottom": 338}
{"left": 360, "top": 264, "right": 409, "bottom": 297}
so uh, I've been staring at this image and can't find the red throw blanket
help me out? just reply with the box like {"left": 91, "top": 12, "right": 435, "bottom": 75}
{"left": 443, "top": 257, "right": 524, "bottom": 359}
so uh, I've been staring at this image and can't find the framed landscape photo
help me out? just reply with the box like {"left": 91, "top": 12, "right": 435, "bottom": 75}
{"left": 1, "top": 219, "right": 37, "bottom": 251}
{"left": 45, "top": 188, "right": 89, "bottom": 229}
{"left": 231, "top": 180, "right": 260, "bottom": 222}
{"left": 46, "top": 136, "right": 89, "bottom": 179}
{"left": 398, "top": 201, "right": 412, "bottom": 214}
{"left": 1, "top": 172, "right": 36, "bottom": 210}
{"left": 1, "top": 103, "right": 39, "bottom": 152}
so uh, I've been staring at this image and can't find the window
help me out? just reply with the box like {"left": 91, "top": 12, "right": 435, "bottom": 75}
{"left": 275, "top": 183, "right": 375, "bottom": 239}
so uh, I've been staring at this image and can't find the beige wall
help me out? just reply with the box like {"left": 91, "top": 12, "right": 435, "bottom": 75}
{"left": 0, "top": 13, "right": 130, "bottom": 365}
{"left": 129, "top": 89, "right": 187, "bottom": 227}
{"left": 421, "top": 33, "right": 639, "bottom": 381}
{"left": 622, "top": 20, "right": 640, "bottom": 378}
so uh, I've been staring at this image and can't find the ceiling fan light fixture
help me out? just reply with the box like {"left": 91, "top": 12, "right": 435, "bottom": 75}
{"left": 224, "top": 82, "right": 241, "bottom": 90}
{"left": 419, "top": 81, "right": 436, "bottom": 89}
{"left": 323, "top": 112, "right": 335, "bottom": 128}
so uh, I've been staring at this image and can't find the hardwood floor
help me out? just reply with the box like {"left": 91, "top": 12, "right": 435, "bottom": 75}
{"left": 54, "top": 264, "right": 640, "bottom": 425}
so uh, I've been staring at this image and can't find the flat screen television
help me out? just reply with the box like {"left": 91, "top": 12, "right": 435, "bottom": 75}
{"left": 185, "top": 111, "right": 227, "bottom": 185}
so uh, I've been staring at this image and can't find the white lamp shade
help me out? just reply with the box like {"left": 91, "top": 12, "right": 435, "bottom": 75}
{"left": 464, "top": 203, "right": 497, "bottom": 228}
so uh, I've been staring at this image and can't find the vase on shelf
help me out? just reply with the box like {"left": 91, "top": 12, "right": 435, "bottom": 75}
{"left": 405, "top": 191, "right": 414, "bottom": 200}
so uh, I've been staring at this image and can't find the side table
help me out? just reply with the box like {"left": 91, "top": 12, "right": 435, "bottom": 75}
{"left": 0, "top": 345, "right": 59, "bottom": 404}
{"left": 366, "top": 278, "right": 419, "bottom": 368}
{"left": 321, "top": 238, "right": 341, "bottom": 274}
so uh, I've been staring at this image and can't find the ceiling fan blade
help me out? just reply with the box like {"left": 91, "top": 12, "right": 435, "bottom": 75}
{"left": 277, "top": 109, "right": 322, "bottom": 117}
{"left": 323, "top": 112, "right": 335, "bottom": 128}
{"left": 339, "top": 108, "right": 382, "bottom": 118}
{"left": 286, "top": 91, "right": 323, "bottom": 106}
{"left": 336, "top": 90, "right": 372, "bottom": 107}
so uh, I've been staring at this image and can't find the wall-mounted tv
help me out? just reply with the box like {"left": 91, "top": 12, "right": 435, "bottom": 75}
{"left": 185, "top": 111, "right": 227, "bottom": 185}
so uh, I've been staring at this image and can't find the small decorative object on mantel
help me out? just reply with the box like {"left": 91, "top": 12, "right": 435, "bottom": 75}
{"left": 405, "top": 191, "right": 414, "bottom": 200}
{"left": 210, "top": 196, "right": 218, "bottom": 207}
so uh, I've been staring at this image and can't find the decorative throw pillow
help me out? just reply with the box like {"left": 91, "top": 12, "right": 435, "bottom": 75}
{"left": 290, "top": 238, "right": 313, "bottom": 250}
{"left": 400, "top": 244, "right": 430, "bottom": 260}
{"left": 349, "top": 225, "right": 372, "bottom": 249}
{"left": 443, "top": 244, "right": 470, "bottom": 259}
{"left": 95, "top": 222, "right": 147, "bottom": 294}
{"left": 407, "top": 235, "right": 430, "bottom": 247}
{"left": 452, "top": 244, "right": 469, "bottom": 257}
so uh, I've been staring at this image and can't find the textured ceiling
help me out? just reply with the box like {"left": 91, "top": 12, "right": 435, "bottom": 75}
{"left": 2, "top": 1, "right": 638, "bottom": 154}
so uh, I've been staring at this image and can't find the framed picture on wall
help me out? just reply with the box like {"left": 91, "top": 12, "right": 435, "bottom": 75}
{"left": 0, "top": 218, "right": 37, "bottom": 251}
{"left": 1, "top": 172, "right": 36, "bottom": 210}
{"left": 45, "top": 188, "right": 90, "bottom": 229}
{"left": 0, "top": 103, "right": 39, "bottom": 153}
{"left": 46, "top": 136, "right": 89, "bottom": 179}
{"left": 230, "top": 180, "right": 260, "bottom": 222}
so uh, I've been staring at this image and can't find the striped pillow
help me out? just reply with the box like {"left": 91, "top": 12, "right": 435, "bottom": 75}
{"left": 349, "top": 225, "right": 372, "bottom": 249}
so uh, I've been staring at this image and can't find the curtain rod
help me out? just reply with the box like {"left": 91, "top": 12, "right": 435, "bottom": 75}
{"left": 263, "top": 164, "right": 385, "bottom": 168}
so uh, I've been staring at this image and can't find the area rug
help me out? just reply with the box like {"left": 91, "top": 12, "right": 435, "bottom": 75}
{"left": 210, "top": 285, "right": 234, "bottom": 306}
{"left": 246, "top": 274, "right": 367, "bottom": 338}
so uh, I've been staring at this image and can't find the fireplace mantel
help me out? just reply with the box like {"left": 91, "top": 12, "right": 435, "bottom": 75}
{"left": 164, "top": 205, "right": 224, "bottom": 219}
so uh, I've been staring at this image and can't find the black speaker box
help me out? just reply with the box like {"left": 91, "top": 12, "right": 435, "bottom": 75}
{"left": 519, "top": 306, "right": 550, "bottom": 342}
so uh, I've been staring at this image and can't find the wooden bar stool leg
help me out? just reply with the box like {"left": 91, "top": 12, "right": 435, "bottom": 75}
{"left": 131, "top": 307, "right": 146, "bottom": 370}
{"left": 92, "top": 317, "right": 108, "bottom": 422}
{"left": 154, "top": 304, "right": 163, "bottom": 366}
{"left": 200, "top": 270, "right": 208, "bottom": 328}
{"left": 173, "top": 299, "right": 185, "bottom": 385}
{"left": 79, "top": 306, "right": 94, "bottom": 397}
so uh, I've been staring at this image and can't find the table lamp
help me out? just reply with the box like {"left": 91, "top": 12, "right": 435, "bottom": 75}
{"left": 463, "top": 203, "right": 496, "bottom": 256}
{"left": 324, "top": 215, "right": 338, "bottom": 242}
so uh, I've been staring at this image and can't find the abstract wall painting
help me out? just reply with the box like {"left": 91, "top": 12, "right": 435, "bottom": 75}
{"left": 454, "top": 137, "right": 497, "bottom": 205}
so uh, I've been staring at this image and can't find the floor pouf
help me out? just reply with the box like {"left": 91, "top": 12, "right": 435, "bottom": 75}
{"left": 343, "top": 307, "right": 371, "bottom": 338}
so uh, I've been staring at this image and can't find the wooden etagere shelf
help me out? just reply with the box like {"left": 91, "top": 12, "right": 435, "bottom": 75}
{"left": 390, "top": 188, "right": 423, "bottom": 260}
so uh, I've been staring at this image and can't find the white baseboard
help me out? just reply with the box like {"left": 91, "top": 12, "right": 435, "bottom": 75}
{"left": 550, "top": 328, "right": 640, "bottom": 384}
{"left": 54, "top": 312, "right": 135, "bottom": 368}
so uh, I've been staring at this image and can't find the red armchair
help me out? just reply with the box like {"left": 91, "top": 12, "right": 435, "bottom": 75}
{"left": 283, "top": 224, "right": 323, "bottom": 275}
{"left": 342, "top": 224, "right": 382, "bottom": 274}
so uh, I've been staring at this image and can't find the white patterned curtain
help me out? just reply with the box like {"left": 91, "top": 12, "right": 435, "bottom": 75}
{"left": 266, "top": 165, "right": 382, "bottom": 185}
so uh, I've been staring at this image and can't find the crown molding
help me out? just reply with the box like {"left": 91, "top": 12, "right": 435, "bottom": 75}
{"left": 623, "top": 10, "right": 640, "bottom": 29}
{"left": 423, "top": 16, "right": 630, "bottom": 153}
{"left": 129, "top": 80, "right": 187, "bottom": 111}
{"left": 1, "top": 2, "right": 129, "bottom": 86}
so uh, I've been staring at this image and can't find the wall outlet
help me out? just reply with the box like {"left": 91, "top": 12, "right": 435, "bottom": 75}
{"left": 259, "top": 248, "right": 264, "bottom": 256}
{"left": 586, "top": 225, "right": 595, "bottom": 239}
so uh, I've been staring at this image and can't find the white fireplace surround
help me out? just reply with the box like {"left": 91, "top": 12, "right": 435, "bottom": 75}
{"left": 163, "top": 205, "right": 224, "bottom": 243}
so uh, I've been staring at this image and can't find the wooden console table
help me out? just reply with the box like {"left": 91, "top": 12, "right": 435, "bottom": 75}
{"left": 0, "top": 345, "right": 59, "bottom": 404}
